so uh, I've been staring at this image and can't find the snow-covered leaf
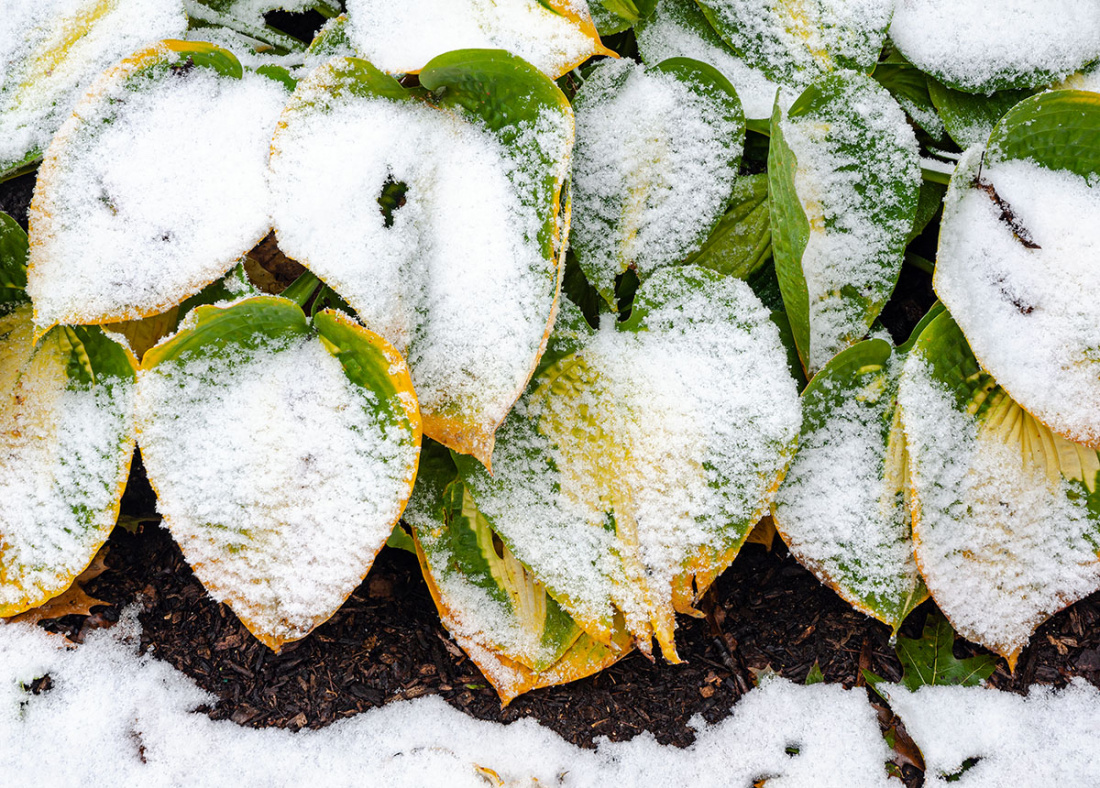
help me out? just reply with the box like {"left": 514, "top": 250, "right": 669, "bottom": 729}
{"left": 934, "top": 92, "right": 1100, "bottom": 448}
{"left": 270, "top": 51, "right": 572, "bottom": 466}
{"left": 405, "top": 440, "right": 631, "bottom": 704}
{"left": 342, "top": 0, "right": 613, "bottom": 79}
{"left": 136, "top": 296, "right": 421, "bottom": 650}
{"left": 635, "top": 0, "right": 780, "bottom": 120}
{"left": 0, "top": 0, "right": 187, "bottom": 179}
{"left": 184, "top": 0, "right": 340, "bottom": 53}
{"left": 899, "top": 310, "right": 1100, "bottom": 667}
{"left": 27, "top": 40, "right": 289, "bottom": 331}
{"left": 683, "top": 172, "right": 771, "bottom": 280}
{"left": 571, "top": 57, "right": 744, "bottom": 304}
{"left": 890, "top": 0, "right": 1100, "bottom": 93}
{"left": 446, "top": 268, "right": 800, "bottom": 661}
{"left": 769, "top": 72, "right": 920, "bottom": 374}
{"left": 926, "top": 78, "right": 1035, "bottom": 149}
{"left": 693, "top": 0, "right": 893, "bottom": 88}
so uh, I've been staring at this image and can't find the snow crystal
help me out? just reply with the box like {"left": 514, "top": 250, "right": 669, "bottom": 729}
{"left": 891, "top": 0, "right": 1100, "bottom": 92}
{"left": 0, "top": 310, "right": 135, "bottom": 613}
{"left": 27, "top": 53, "right": 287, "bottom": 328}
{"left": 774, "top": 351, "right": 924, "bottom": 627}
{"left": 344, "top": 0, "right": 605, "bottom": 78}
{"left": 270, "top": 69, "right": 569, "bottom": 457}
{"left": 571, "top": 58, "right": 742, "bottom": 298}
{"left": 694, "top": 0, "right": 893, "bottom": 86}
{"left": 778, "top": 76, "right": 920, "bottom": 372}
{"left": 935, "top": 152, "right": 1100, "bottom": 447}
{"left": 636, "top": 0, "right": 781, "bottom": 120}
{"left": 898, "top": 351, "right": 1100, "bottom": 660}
{"left": 464, "top": 272, "right": 801, "bottom": 653}
{"left": 135, "top": 332, "right": 419, "bottom": 646}
{"left": 0, "top": 616, "right": 894, "bottom": 787}
{"left": 885, "top": 680, "right": 1100, "bottom": 787}
{"left": 0, "top": 0, "right": 187, "bottom": 172}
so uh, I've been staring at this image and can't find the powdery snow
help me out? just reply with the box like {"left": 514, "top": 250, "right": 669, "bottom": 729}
{"left": 135, "top": 331, "right": 419, "bottom": 648}
{"left": 571, "top": 58, "right": 742, "bottom": 299}
{"left": 27, "top": 51, "right": 288, "bottom": 328}
{"left": 0, "top": 0, "right": 187, "bottom": 172}
{"left": 344, "top": 0, "right": 606, "bottom": 78}
{"left": 891, "top": 0, "right": 1100, "bottom": 92}
{"left": 0, "top": 614, "right": 896, "bottom": 787}
{"left": 935, "top": 152, "right": 1100, "bottom": 448}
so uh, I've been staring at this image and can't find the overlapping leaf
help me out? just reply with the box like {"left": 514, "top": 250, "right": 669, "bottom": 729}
{"left": 570, "top": 57, "right": 744, "bottom": 304}
{"left": 899, "top": 310, "right": 1100, "bottom": 667}
{"left": 136, "top": 297, "right": 422, "bottom": 650}
{"left": 419, "top": 267, "right": 799, "bottom": 664}
{"left": 0, "top": 0, "right": 187, "bottom": 180}
{"left": 769, "top": 72, "right": 920, "bottom": 374}
{"left": 27, "top": 41, "right": 289, "bottom": 331}
{"left": 270, "top": 51, "right": 573, "bottom": 465}
{"left": 184, "top": 0, "right": 340, "bottom": 53}
{"left": 934, "top": 91, "right": 1100, "bottom": 448}
{"left": 0, "top": 215, "right": 138, "bottom": 617}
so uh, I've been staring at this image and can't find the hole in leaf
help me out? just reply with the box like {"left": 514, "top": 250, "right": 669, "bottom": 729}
{"left": 491, "top": 532, "right": 506, "bottom": 561}
{"left": 378, "top": 176, "right": 409, "bottom": 229}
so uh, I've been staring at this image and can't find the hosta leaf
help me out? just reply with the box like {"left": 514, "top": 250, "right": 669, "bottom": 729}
{"left": 184, "top": 0, "right": 340, "bottom": 53}
{"left": 773, "top": 337, "right": 928, "bottom": 632}
{"left": 449, "top": 267, "right": 800, "bottom": 661}
{"left": 768, "top": 72, "right": 920, "bottom": 374}
{"left": 683, "top": 173, "right": 771, "bottom": 279}
{"left": 342, "top": 0, "right": 613, "bottom": 79}
{"left": 0, "top": 0, "right": 187, "bottom": 179}
{"left": 926, "top": 78, "right": 1035, "bottom": 149}
{"left": 0, "top": 307, "right": 138, "bottom": 616}
{"left": 693, "top": 0, "right": 893, "bottom": 88}
{"left": 137, "top": 297, "right": 421, "bottom": 650}
{"left": 270, "top": 51, "right": 573, "bottom": 466}
{"left": 406, "top": 441, "right": 630, "bottom": 703}
{"left": 27, "top": 41, "right": 289, "bottom": 331}
{"left": 571, "top": 57, "right": 744, "bottom": 304}
{"left": 871, "top": 60, "right": 945, "bottom": 140}
{"left": 590, "top": 0, "right": 656, "bottom": 36}
{"left": 0, "top": 212, "right": 29, "bottom": 305}
{"left": 635, "top": 0, "right": 780, "bottom": 120}
{"left": 899, "top": 310, "right": 1100, "bottom": 667}
{"left": 935, "top": 96, "right": 1100, "bottom": 448}
{"left": 890, "top": 0, "right": 1100, "bottom": 94}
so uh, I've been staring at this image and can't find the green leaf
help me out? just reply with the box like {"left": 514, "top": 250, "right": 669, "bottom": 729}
{"left": 0, "top": 212, "right": 28, "bottom": 307}
{"left": 896, "top": 613, "right": 998, "bottom": 691}
{"left": 185, "top": 0, "right": 334, "bottom": 53}
{"left": 683, "top": 173, "right": 771, "bottom": 279}
{"left": 927, "top": 78, "right": 1036, "bottom": 149}
{"left": 872, "top": 62, "right": 945, "bottom": 140}
{"left": 805, "top": 662, "right": 824, "bottom": 685}
{"left": 768, "top": 72, "right": 920, "bottom": 373}
{"left": 138, "top": 296, "right": 422, "bottom": 651}
{"left": 986, "top": 90, "right": 1100, "bottom": 180}
{"left": 908, "top": 180, "right": 947, "bottom": 245}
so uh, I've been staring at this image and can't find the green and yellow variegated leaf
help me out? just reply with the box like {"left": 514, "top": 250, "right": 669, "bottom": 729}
{"left": 773, "top": 337, "right": 928, "bottom": 633}
{"left": 769, "top": 72, "right": 920, "bottom": 374}
{"left": 1, "top": 304, "right": 138, "bottom": 616}
{"left": 137, "top": 297, "right": 421, "bottom": 650}
{"left": 0, "top": 0, "right": 187, "bottom": 179}
{"left": 570, "top": 57, "right": 744, "bottom": 305}
{"left": 27, "top": 40, "right": 289, "bottom": 331}
{"left": 934, "top": 95, "right": 1100, "bottom": 449}
{"left": 693, "top": 0, "right": 893, "bottom": 88}
{"left": 447, "top": 267, "right": 800, "bottom": 662}
{"left": 341, "top": 0, "right": 613, "bottom": 78}
{"left": 406, "top": 441, "right": 630, "bottom": 704}
{"left": 899, "top": 310, "right": 1100, "bottom": 668}
{"left": 271, "top": 51, "right": 573, "bottom": 466}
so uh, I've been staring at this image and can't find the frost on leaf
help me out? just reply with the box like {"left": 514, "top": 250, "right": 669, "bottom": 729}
{"left": 405, "top": 441, "right": 632, "bottom": 704}
{"left": 769, "top": 72, "right": 920, "bottom": 374}
{"left": 343, "top": 0, "right": 612, "bottom": 78}
{"left": 934, "top": 97, "right": 1100, "bottom": 448}
{"left": 773, "top": 337, "right": 927, "bottom": 633}
{"left": 899, "top": 310, "right": 1100, "bottom": 668}
{"left": 27, "top": 41, "right": 288, "bottom": 330}
{"left": 693, "top": 0, "right": 893, "bottom": 89}
{"left": 136, "top": 297, "right": 421, "bottom": 650}
{"left": 270, "top": 52, "right": 573, "bottom": 466}
{"left": 890, "top": 0, "right": 1100, "bottom": 93}
{"left": 0, "top": 0, "right": 187, "bottom": 178}
{"left": 571, "top": 58, "right": 744, "bottom": 304}
{"left": 441, "top": 268, "right": 800, "bottom": 662}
